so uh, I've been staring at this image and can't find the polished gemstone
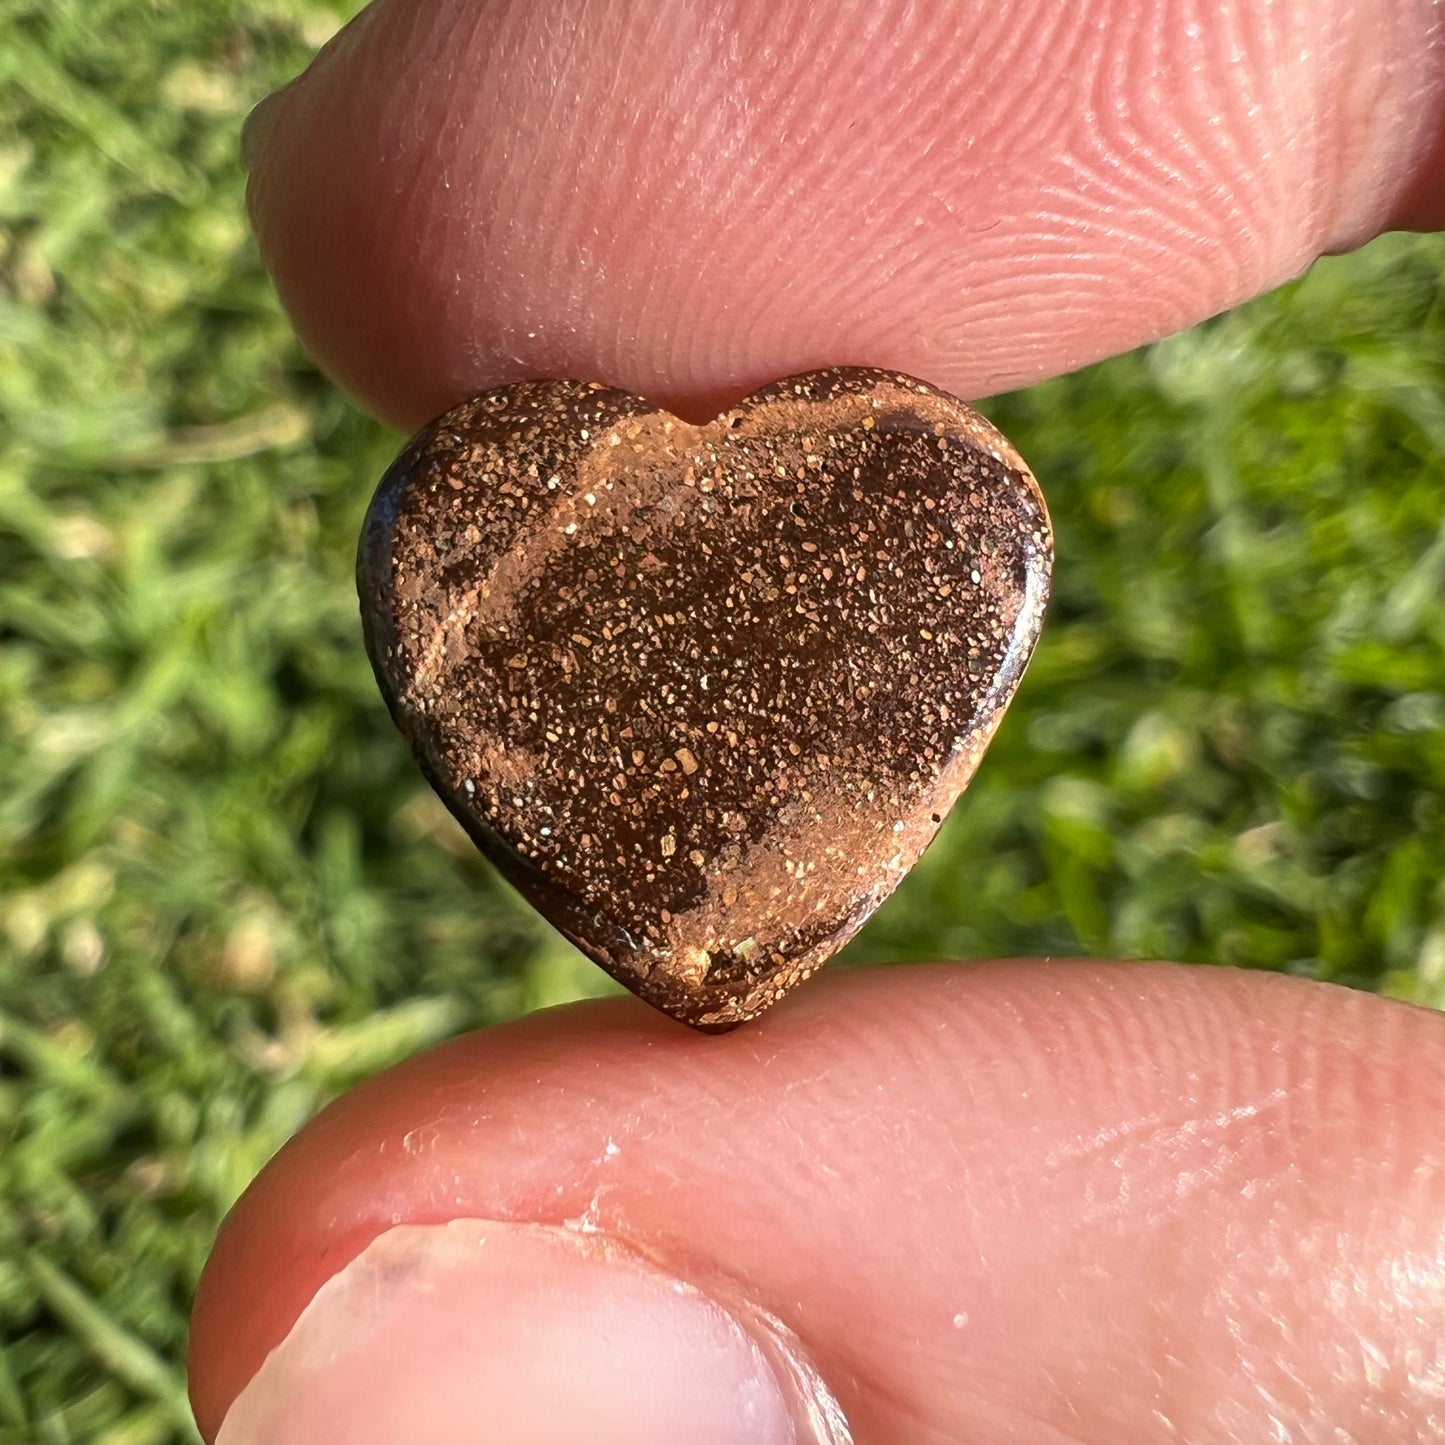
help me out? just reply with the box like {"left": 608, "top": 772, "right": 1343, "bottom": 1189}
{"left": 358, "top": 369, "right": 1051, "bottom": 1029}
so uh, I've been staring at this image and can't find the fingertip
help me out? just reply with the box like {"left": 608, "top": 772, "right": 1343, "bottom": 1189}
{"left": 191, "top": 964, "right": 1445, "bottom": 1442}
{"left": 245, "top": 0, "right": 1445, "bottom": 434}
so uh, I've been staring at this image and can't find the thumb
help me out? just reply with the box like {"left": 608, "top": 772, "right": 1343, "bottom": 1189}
{"left": 191, "top": 963, "right": 1445, "bottom": 1443}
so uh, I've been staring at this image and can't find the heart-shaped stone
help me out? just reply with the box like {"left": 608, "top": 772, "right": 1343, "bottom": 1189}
{"left": 358, "top": 369, "right": 1050, "bottom": 1029}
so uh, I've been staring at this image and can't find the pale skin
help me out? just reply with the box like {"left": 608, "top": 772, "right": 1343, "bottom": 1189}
{"left": 193, "top": 1, "right": 1445, "bottom": 1440}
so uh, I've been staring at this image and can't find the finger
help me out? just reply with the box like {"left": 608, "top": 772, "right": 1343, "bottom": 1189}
{"left": 243, "top": 0, "right": 1445, "bottom": 433}
{"left": 191, "top": 961, "right": 1445, "bottom": 1443}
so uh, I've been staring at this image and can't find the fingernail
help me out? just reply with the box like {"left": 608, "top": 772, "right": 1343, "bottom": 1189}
{"left": 215, "top": 1219, "right": 851, "bottom": 1445}
{"left": 240, "top": 8, "right": 379, "bottom": 176}
{"left": 240, "top": 86, "right": 287, "bottom": 175}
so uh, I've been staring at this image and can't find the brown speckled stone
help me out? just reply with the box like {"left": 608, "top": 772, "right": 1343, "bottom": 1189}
{"left": 358, "top": 369, "right": 1051, "bottom": 1029}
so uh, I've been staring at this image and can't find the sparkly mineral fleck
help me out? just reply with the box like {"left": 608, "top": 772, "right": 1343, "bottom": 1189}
{"left": 358, "top": 368, "right": 1051, "bottom": 1029}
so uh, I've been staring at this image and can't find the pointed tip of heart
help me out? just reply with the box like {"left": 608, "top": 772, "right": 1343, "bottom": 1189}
{"left": 359, "top": 369, "right": 1051, "bottom": 1027}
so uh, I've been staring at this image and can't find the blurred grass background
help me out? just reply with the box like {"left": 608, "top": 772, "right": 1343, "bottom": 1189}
{"left": 4, "top": 0, "right": 1445, "bottom": 1440}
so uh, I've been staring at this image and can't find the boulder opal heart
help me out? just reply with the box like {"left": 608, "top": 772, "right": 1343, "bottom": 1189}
{"left": 358, "top": 369, "right": 1051, "bottom": 1030}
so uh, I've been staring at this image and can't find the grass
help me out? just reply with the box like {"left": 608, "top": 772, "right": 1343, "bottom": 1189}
{"left": 3, "top": 1, "right": 1445, "bottom": 1440}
